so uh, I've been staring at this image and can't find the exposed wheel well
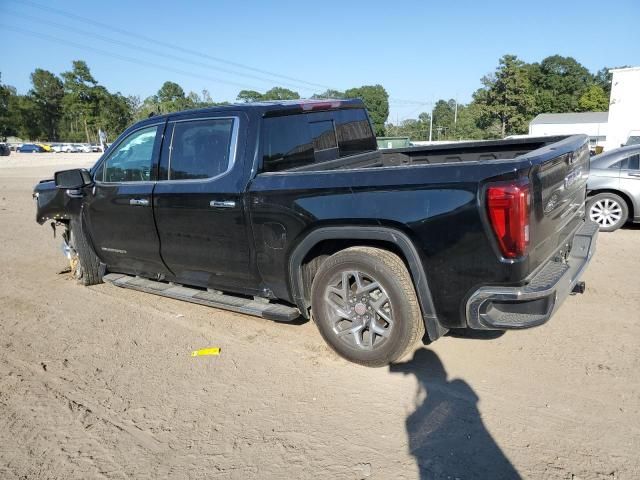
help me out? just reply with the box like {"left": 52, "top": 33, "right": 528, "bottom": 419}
{"left": 587, "top": 189, "right": 634, "bottom": 219}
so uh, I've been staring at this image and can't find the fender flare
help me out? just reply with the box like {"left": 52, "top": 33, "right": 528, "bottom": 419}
{"left": 288, "top": 226, "right": 447, "bottom": 341}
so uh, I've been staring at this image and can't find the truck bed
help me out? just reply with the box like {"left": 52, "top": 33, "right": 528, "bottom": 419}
{"left": 288, "top": 136, "right": 569, "bottom": 172}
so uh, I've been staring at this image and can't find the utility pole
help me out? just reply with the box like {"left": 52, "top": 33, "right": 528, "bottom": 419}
{"left": 429, "top": 104, "right": 433, "bottom": 142}
{"left": 454, "top": 99, "right": 458, "bottom": 125}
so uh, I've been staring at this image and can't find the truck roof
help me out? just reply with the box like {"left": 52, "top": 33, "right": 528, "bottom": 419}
{"left": 145, "top": 98, "right": 366, "bottom": 122}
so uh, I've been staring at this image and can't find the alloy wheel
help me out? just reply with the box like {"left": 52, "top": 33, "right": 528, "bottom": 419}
{"left": 323, "top": 270, "right": 394, "bottom": 351}
{"left": 589, "top": 198, "right": 623, "bottom": 228}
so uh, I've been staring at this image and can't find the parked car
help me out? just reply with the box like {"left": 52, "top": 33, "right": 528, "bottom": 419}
{"left": 75, "top": 144, "right": 92, "bottom": 153}
{"left": 37, "top": 143, "right": 53, "bottom": 152}
{"left": 34, "top": 100, "right": 597, "bottom": 366}
{"left": 90, "top": 143, "right": 101, "bottom": 152}
{"left": 59, "top": 143, "right": 80, "bottom": 153}
{"left": 19, "top": 143, "right": 45, "bottom": 153}
{"left": 0, "top": 143, "right": 10, "bottom": 156}
{"left": 587, "top": 145, "right": 640, "bottom": 231}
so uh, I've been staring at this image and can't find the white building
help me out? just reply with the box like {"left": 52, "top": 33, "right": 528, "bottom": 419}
{"left": 605, "top": 66, "right": 640, "bottom": 150}
{"left": 528, "top": 65, "right": 640, "bottom": 152}
{"left": 529, "top": 112, "right": 608, "bottom": 150}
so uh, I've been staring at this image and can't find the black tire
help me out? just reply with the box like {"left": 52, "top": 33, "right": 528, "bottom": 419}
{"left": 69, "top": 217, "right": 102, "bottom": 286}
{"left": 587, "top": 192, "right": 628, "bottom": 232}
{"left": 310, "top": 246, "right": 424, "bottom": 367}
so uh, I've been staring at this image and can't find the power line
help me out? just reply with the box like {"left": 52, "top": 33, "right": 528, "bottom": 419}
{"left": 1, "top": 8, "right": 321, "bottom": 95}
{"left": 7, "top": 0, "right": 335, "bottom": 92}
{"left": 1, "top": 25, "right": 269, "bottom": 92}
{"left": 5, "top": 0, "right": 432, "bottom": 106}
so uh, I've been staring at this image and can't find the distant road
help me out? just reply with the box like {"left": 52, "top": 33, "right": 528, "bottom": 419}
{"left": 0, "top": 152, "right": 100, "bottom": 173}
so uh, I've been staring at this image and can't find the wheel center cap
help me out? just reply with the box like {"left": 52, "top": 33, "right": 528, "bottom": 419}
{"left": 354, "top": 303, "right": 367, "bottom": 315}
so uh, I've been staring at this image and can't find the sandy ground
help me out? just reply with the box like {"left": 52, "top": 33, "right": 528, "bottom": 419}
{"left": 1, "top": 154, "right": 639, "bottom": 479}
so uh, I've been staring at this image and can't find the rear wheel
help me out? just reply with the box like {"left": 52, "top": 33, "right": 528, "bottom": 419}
{"left": 310, "top": 247, "right": 423, "bottom": 367}
{"left": 587, "top": 193, "right": 628, "bottom": 232}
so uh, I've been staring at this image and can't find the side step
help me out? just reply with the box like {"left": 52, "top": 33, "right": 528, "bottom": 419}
{"left": 103, "top": 273, "right": 300, "bottom": 322}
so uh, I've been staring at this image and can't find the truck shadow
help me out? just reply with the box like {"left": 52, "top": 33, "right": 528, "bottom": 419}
{"left": 390, "top": 349, "right": 520, "bottom": 480}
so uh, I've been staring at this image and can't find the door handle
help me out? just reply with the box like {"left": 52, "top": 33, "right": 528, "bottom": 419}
{"left": 627, "top": 172, "right": 640, "bottom": 177}
{"left": 65, "top": 189, "right": 84, "bottom": 199}
{"left": 210, "top": 200, "right": 236, "bottom": 209}
{"left": 129, "top": 198, "right": 149, "bottom": 206}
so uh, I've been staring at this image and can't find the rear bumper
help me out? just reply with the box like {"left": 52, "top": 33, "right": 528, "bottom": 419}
{"left": 466, "top": 220, "right": 598, "bottom": 330}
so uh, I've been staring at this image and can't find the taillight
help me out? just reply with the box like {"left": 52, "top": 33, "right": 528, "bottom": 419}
{"left": 486, "top": 182, "right": 530, "bottom": 259}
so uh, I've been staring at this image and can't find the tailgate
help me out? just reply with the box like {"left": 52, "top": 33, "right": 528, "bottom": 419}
{"left": 527, "top": 135, "right": 590, "bottom": 271}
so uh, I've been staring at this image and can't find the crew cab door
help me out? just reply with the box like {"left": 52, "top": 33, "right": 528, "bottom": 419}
{"left": 86, "top": 122, "right": 170, "bottom": 277}
{"left": 153, "top": 113, "right": 259, "bottom": 293}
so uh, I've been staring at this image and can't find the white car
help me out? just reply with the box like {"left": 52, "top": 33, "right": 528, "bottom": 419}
{"left": 76, "top": 144, "right": 93, "bottom": 153}
{"left": 60, "top": 143, "right": 80, "bottom": 153}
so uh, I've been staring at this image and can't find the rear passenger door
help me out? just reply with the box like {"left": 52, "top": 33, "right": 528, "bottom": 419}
{"left": 152, "top": 113, "right": 260, "bottom": 293}
{"left": 619, "top": 153, "right": 640, "bottom": 219}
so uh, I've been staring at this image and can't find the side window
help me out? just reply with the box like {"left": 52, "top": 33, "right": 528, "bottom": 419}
{"left": 101, "top": 126, "right": 159, "bottom": 182}
{"left": 262, "top": 115, "right": 313, "bottom": 172}
{"left": 335, "top": 109, "right": 377, "bottom": 157}
{"left": 309, "top": 119, "right": 338, "bottom": 163}
{"left": 626, "top": 154, "right": 640, "bottom": 171}
{"left": 608, "top": 159, "right": 627, "bottom": 170}
{"left": 166, "top": 118, "right": 235, "bottom": 180}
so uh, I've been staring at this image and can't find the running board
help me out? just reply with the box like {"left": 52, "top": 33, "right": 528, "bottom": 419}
{"left": 103, "top": 273, "right": 300, "bottom": 322}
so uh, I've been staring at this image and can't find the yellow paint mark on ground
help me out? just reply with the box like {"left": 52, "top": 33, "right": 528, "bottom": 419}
{"left": 190, "top": 347, "right": 221, "bottom": 357}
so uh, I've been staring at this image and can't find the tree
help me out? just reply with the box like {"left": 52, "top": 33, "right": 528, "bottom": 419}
{"left": 157, "top": 81, "right": 185, "bottom": 104}
{"left": 528, "top": 55, "right": 593, "bottom": 113}
{"left": 61, "top": 60, "right": 99, "bottom": 142}
{"left": 29, "top": 69, "right": 64, "bottom": 140}
{"left": 451, "top": 103, "right": 486, "bottom": 140}
{"left": 577, "top": 85, "right": 609, "bottom": 112}
{"left": 474, "top": 55, "right": 535, "bottom": 137}
{"left": 344, "top": 85, "right": 389, "bottom": 136}
{"left": 156, "top": 81, "right": 194, "bottom": 113}
{"left": 0, "top": 74, "right": 17, "bottom": 140}
{"left": 94, "top": 87, "right": 132, "bottom": 140}
{"left": 262, "top": 87, "right": 300, "bottom": 101}
{"left": 15, "top": 94, "right": 42, "bottom": 140}
{"left": 311, "top": 89, "right": 345, "bottom": 99}
{"left": 236, "top": 90, "right": 264, "bottom": 103}
{"left": 431, "top": 99, "right": 456, "bottom": 140}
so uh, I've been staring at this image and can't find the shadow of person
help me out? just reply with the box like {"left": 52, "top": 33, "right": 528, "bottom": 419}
{"left": 390, "top": 349, "right": 520, "bottom": 479}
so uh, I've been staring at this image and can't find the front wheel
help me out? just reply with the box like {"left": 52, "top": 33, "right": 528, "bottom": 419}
{"left": 310, "top": 247, "right": 424, "bottom": 367}
{"left": 68, "top": 217, "right": 103, "bottom": 286}
{"left": 587, "top": 193, "right": 628, "bottom": 232}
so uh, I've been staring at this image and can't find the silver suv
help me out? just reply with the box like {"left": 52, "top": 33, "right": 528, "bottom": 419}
{"left": 587, "top": 145, "right": 640, "bottom": 231}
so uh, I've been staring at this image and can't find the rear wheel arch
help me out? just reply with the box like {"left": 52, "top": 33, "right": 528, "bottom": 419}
{"left": 287, "top": 226, "right": 446, "bottom": 341}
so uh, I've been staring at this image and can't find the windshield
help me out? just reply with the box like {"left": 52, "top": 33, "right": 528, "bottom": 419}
{"left": 625, "top": 136, "right": 640, "bottom": 146}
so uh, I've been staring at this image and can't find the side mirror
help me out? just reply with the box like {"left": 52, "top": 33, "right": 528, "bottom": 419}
{"left": 54, "top": 168, "right": 93, "bottom": 189}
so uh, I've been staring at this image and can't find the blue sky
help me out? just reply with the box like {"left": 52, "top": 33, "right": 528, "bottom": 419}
{"left": 1, "top": 0, "right": 639, "bottom": 122}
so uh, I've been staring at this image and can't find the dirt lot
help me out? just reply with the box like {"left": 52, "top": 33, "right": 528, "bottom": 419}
{"left": 1, "top": 153, "right": 639, "bottom": 479}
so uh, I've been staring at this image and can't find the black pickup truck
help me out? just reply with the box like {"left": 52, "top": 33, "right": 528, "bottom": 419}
{"left": 34, "top": 99, "right": 598, "bottom": 366}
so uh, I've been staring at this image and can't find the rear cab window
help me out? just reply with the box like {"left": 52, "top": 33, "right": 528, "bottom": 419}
{"left": 261, "top": 108, "right": 376, "bottom": 172}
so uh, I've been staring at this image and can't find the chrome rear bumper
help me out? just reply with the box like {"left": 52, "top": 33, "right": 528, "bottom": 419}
{"left": 466, "top": 221, "right": 598, "bottom": 330}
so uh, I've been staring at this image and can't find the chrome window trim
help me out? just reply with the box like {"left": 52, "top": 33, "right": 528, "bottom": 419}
{"left": 94, "top": 122, "right": 164, "bottom": 185}
{"left": 163, "top": 116, "right": 240, "bottom": 184}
